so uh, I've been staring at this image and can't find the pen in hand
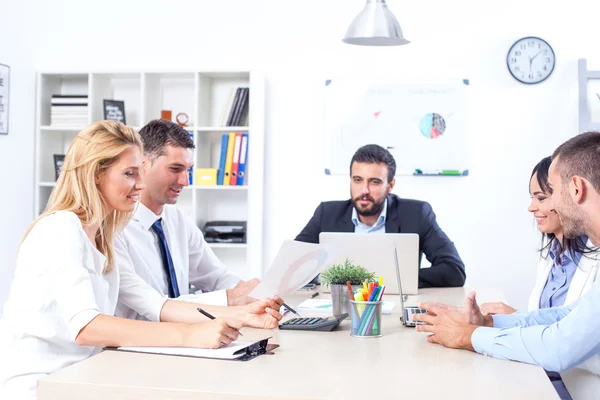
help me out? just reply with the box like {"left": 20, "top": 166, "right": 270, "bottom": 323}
{"left": 282, "top": 302, "right": 302, "bottom": 317}
{"left": 197, "top": 307, "right": 244, "bottom": 336}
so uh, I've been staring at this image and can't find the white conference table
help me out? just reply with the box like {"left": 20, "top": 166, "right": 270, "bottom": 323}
{"left": 38, "top": 287, "right": 558, "bottom": 400}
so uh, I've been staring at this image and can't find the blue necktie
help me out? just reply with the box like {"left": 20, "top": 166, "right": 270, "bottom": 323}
{"left": 151, "top": 218, "right": 180, "bottom": 298}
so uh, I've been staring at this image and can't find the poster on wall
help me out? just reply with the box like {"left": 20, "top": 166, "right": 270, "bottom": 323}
{"left": 0, "top": 64, "right": 9, "bottom": 135}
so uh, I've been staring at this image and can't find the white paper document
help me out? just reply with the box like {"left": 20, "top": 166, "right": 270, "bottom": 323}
{"left": 117, "top": 341, "right": 258, "bottom": 360}
{"left": 297, "top": 298, "right": 396, "bottom": 315}
{"left": 249, "top": 240, "right": 342, "bottom": 299}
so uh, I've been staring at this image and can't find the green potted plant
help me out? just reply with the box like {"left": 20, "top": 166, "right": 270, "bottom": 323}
{"left": 320, "top": 258, "right": 376, "bottom": 316}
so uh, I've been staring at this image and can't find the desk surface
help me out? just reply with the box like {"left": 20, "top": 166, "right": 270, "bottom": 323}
{"left": 38, "top": 288, "right": 558, "bottom": 400}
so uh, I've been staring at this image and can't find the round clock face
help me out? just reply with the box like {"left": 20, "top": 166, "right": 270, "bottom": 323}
{"left": 507, "top": 36, "right": 555, "bottom": 84}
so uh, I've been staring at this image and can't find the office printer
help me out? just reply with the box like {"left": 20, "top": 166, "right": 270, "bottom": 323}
{"left": 202, "top": 221, "right": 247, "bottom": 243}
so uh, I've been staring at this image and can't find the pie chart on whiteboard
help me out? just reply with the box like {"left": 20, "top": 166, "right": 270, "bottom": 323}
{"left": 419, "top": 113, "right": 446, "bottom": 139}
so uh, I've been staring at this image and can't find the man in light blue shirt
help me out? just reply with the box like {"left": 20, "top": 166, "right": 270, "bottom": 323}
{"left": 413, "top": 131, "right": 600, "bottom": 396}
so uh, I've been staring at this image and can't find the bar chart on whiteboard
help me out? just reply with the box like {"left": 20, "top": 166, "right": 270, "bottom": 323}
{"left": 323, "top": 79, "right": 470, "bottom": 176}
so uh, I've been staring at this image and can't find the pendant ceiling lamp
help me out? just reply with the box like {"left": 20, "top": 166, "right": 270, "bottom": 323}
{"left": 343, "top": 0, "right": 409, "bottom": 46}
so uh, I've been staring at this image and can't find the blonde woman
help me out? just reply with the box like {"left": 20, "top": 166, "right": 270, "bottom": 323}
{"left": 0, "top": 121, "right": 282, "bottom": 400}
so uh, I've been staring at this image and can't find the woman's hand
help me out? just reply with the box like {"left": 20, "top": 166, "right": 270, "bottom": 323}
{"left": 182, "top": 317, "right": 243, "bottom": 348}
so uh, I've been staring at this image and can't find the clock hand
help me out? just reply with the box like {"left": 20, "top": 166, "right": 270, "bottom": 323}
{"left": 531, "top": 51, "right": 542, "bottom": 62}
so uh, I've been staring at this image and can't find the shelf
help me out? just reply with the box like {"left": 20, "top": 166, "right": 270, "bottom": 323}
{"left": 42, "top": 125, "right": 144, "bottom": 132}
{"left": 35, "top": 70, "right": 265, "bottom": 281}
{"left": 41, "top": 182, "right": 247, "bottom": 191}
{"left": 195, "top": 126, "right": 249, "bottom": 132}
{"left": 40, "top": 126, "right": 85, "bottom": 132}
{"left": 192, "top": 185, "right": 248, "bottom": 190}
{"left": 38, "top": 181, "right": 57, "bottom": 187}
{"left": 207, "top": 243, "right": 247, "bottom": 249}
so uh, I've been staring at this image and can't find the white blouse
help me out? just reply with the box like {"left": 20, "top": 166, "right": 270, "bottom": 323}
{"left": 0, "top": 211, "right": 166, "bottom": 400}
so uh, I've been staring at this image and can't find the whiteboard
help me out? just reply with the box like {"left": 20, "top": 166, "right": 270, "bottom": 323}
{"left": 324, "top": 79, "right": 469, "bottom": 176}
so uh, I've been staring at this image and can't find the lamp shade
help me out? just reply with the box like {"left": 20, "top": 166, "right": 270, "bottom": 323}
{"left": 343, "top": 0, "right": 409, "bottom": 46}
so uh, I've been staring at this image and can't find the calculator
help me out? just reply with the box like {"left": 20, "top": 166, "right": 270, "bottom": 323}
{"left": 279, "top": 313, "right": 349, "bottom": 332}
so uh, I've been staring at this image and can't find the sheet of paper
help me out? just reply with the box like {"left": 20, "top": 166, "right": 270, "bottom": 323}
{"left": 250, "top": 240, "right": 342, "bottom": 299}
{"left": 297, "top": 298, "right": 396, "bottom": 315}
{"left": 117, "top": 341, "right": 257, "bottom": 360}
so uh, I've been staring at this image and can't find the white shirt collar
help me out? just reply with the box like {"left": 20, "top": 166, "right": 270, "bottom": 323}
{"left": 134, "top": 202, "right": 163, "bottom": 231}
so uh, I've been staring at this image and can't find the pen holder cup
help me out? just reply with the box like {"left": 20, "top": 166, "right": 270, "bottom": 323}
{"left": 330, "top": 284, "right": 361, "bottom": 315}
{"left": 349, "top": 300, "right": 383, "bottom": 338}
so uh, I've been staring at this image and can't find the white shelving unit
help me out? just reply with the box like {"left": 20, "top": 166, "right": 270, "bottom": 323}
{"left": 578, "top": 59, "right": 600, "bottom": 132}
{"left": 34, "top": 71, "right": 265, "bottom": 279}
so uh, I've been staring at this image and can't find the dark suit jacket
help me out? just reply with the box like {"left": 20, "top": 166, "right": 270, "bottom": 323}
{"left": 295, "top": 194, "right": 466, "bottom": 288}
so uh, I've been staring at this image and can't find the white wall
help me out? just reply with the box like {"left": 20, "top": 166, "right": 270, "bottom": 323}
{"left": 1, "top": 0, "right": 599, "bottom": 310}
{"left": 0, "top": 0, "right": 42, "bottom": 309}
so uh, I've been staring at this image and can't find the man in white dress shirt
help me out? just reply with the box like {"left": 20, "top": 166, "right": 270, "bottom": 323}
{"left": 115, "top": 120, "right": 258, "bottom": 320}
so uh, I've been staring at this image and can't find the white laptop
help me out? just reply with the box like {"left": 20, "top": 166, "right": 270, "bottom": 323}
{"left": 319, "top": 232, "right": 419, "bottom": 295}
{"left": 394, "top": 243, "right": 426, "bottom": 327}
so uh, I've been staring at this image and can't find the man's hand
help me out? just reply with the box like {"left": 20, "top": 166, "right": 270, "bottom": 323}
{"left": 480, "top": 301, "right": 517, "bottom": 316}
{"left": 416, "top": 292, "right": 486, "bottom": 326}
{"left": 227, "top": 278, "right": 260, "bottom": 306}
{"left": 412, "top": 292, "right": 492, "bottom": 351}
{"left": 461, "top": 291, "right": 486, "bottom": 326}
{"left": 240, "top": 296, "right": 284, "bottom": 329}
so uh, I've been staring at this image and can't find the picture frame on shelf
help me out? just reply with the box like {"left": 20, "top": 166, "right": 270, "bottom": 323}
{"left": 53, "top": 154, "right": 65, "bottom": 181}
{"left": 103, "top": 99, "right": 126, "bottom": 124}
{"left": 0, "top": 63, "right": 10, "bottom": 135}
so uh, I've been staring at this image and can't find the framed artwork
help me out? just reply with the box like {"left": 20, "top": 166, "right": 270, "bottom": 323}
{"left": 103, "top": 99, "right": 126, "bottom": 124}
{"left": 0, "top": 64, "right": 10, "bottom": 135}
{"left": 53, "top": 154, "right": 65, "bottom": 181}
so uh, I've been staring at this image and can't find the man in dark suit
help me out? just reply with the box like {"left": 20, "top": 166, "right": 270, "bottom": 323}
{"left": 295, "top": 144, "right": 465, "bottom": 288}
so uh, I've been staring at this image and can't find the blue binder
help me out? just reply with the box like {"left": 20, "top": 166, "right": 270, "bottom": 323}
{"left": 217, "top": 134, "right": 229, "bottom": 185}
{"left": 236, "top": 133, "right": 249, "bottom": 185}
{"left": 188, "top": 132, "right": 194, "bottom": 184}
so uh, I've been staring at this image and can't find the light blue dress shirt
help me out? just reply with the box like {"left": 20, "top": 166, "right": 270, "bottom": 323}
{"left": 539, "top": 238, "right": 585, "bottom": 309}
{"left": 471, "top": 277, "right": 600, "bottom": 373}
{"left": 351, "top": 199, "right": 387, "bottom": 234}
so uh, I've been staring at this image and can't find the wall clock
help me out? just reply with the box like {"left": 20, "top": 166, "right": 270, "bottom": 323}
{"left": 507, "top": 36, "right": 555, "bottom": 84}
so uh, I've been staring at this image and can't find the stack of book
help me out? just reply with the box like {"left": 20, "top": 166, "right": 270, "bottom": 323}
{"left": 222, "top": 88, "right": 249, "bottom": 127}
{"left": 50, "top": 95, "right": 88, "bottom": 127}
